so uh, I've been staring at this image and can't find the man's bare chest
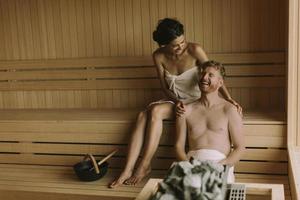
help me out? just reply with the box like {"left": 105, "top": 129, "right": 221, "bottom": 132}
{"left": 187, "top": 109, "right": 228, "bottom": 134}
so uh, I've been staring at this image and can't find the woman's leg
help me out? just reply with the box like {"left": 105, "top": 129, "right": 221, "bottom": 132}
{"left": 109, "top": 110, "right": 148, "bottom": 188}
{"left": 125, "top": 103, "right": 174, "bottom": 185}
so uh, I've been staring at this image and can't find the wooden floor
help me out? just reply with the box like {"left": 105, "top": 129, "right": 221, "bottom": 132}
{"left": 0, "top": 164, "right": 291, "bottom": 200}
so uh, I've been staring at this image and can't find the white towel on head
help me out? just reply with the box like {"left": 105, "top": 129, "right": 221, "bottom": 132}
{"left": 187, "top": 149, "right": 235, "bottom": 183}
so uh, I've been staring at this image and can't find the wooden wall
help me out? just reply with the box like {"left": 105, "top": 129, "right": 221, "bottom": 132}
{"left": 0, "top": 0, "right": 288, "bottom": 110}
{"left": 288, "top": 0, "right": 300, "bottom": 147}
{"left": 0, "top": 0, "right": 287, "bottom": 59}
{"left": 288, "top": 0, "right": 300, "bottom": 198}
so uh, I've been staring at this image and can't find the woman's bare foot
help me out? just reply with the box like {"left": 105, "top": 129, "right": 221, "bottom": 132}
{"left": 124, "top": 165, "right": 151, "bottom": 185}
{"left": 109, "top": 170, "right": 132, "bottom": 188}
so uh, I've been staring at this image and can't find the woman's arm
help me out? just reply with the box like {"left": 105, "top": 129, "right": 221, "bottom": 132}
{"left": 219, "top": 84, "right": 232, "bottom": 101}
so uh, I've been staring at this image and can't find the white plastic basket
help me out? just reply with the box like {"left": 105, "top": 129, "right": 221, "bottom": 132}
{"left": 225, "top": 184, "right": 246, "bottom": 200}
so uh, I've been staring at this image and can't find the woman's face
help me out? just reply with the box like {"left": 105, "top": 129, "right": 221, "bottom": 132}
{"left": 167, "top": 35, "right": 187, "bottom": 55}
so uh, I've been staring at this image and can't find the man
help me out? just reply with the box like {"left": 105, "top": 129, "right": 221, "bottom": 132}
{"left": 175, "top": 61, "right": 245, "bottom": 183}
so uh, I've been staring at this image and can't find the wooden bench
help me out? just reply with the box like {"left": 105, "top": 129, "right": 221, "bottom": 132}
{"left": 0, "top": 52, "right": 285, "bottom": 110}
{"left": 0, "top": 52, "right": 290, "bottom": 199}
{"left": 135, "top": 178, "right": 285, "bottom": 200}
{"left": 0, "top": 109, "right": 289, "bottom": 199}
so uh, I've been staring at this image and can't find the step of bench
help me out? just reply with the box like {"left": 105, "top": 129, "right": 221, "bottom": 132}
{"left": 0, "top": 164, "right": 291, "bottom": 200}
{"left": 0, "top": 109, "right": 288, "bottom": 175}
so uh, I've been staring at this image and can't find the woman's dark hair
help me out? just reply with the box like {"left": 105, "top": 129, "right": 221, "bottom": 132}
{"left": 152, "top": 18, "right": 184, "bottom": 46}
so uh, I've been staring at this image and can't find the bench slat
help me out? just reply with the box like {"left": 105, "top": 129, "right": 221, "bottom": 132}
{"left": 0, "top": 132, "right": 286, "bottom": 148}
{"left": 0, "top": 53, "right": 285, "bottom": 70}
{"left": 0, "top": 109, "right": 286, "bottom": 124}
{"left": 0, "top": 163, "right": 290, "bottom": 181}
{"left": 0, "top": 169, "right": 288, "bottom": 193}
{"left": 0, "top": 68, "right": 158, "bottom": 80}
{"left": 0, "top": 65, "right": 285, "bottom": 81}
{"left": 0, "top": 184, "right": 137, "bottom": 200}
{"left": 0, "top": 77, "right": 285, "bottom": 91}
{"left": 7, "top": 168, "right": 288, "bottom": 197}
{"left": 0, "top": 143, "right": 288, "bottom": 161}
{"left": 0, "top": 164, "right": 291, "bottom": 199}
{"left": 0, "top": 154, "right": 287, "bottom": 175}
{"left": 223, "top": 65, "right": 285, "bottom": 76}
{"left": 208, "top": 52, "right": 285, "bottom": 64}
{"left": 0, "top": 123, "right": 286, "bottom": 136}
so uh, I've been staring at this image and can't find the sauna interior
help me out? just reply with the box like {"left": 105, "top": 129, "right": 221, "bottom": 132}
{"left": 0, "top": 0, "right": 299, "bottom": 200}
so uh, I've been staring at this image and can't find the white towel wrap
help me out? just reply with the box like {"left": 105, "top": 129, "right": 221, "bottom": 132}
{"left": 187, "top": 149, "right": 235, "bottom": 183}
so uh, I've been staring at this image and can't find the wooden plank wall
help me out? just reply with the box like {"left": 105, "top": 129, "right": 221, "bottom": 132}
{"left": 0, "top": 0, "right": 288, "bottom": 110}
{"left": 0, "top": 0, "right": 287, "bottom": 58}
{"left": 288, "top": 0, "right": 300, "bottom": 199}
{"left": 0, "top": 54, "right": 286, "bottom": 110}
{"left": 288, "top": 0, "right": 300, "bottom": 147}
{"left": 0, "top": 87, "right": 286, "bottom": 110}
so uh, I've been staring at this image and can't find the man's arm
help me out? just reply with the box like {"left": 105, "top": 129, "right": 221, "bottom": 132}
{"left": 219, "top": 106, "right": 245, "bottom": 166}
{"left": 175, "top": 115, "right": 188, "bottom": 161}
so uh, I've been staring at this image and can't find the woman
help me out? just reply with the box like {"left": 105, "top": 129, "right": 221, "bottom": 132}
{"left": 109, "top": 18, "right": 241, "bottom": 188}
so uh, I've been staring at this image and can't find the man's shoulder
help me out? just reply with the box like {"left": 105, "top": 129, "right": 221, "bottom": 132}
{"left": 187, "top": 100, "right": 202, "bottom": 107}
{"left": 185, "top": 101, "right": 201, "bottom": 114}
{"left": 222, "top": 101, "right": 242, "bottom": 122}
{"left": 222, "top": 101, "right": 238, "bottom": 115}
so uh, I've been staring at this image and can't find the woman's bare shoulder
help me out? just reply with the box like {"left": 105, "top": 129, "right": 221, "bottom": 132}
{"left": 187, "top": 43, "right": 204, "bottom": 52}
{"left": 153, "top": 49, "right": 168, "bottom": 72}
{"left": 153, "top": 48, "right": 167, "bottom": 65}
{"left": 187, "top": 43, "right": 208, "bottom": 62}
{"left": 153, "top": 47, "right": 165, "bottom": 58}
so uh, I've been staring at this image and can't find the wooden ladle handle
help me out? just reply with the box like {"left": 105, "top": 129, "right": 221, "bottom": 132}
{"left": 83, "top": 154, "right": 100, "bottom": 174}
{"left": 97, "top": 149, "right": 118, "bottom": 166}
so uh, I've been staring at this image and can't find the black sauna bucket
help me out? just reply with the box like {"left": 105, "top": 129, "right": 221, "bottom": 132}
{"left": 73, "top": 149, "right": 118, "bottom": 182}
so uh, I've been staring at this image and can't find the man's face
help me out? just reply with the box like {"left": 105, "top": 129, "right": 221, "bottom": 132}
{"left": 198, "top": 66, "right": 223, "bottom": 93}
{"left": 167, "top": 35, "right": 187, "bottom": 55}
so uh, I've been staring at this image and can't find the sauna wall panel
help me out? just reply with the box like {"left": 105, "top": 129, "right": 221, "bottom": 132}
{"left": 0, "top": 87, "right": 286, "bottom": 111}
{"left": 0, "top": 0, "right": 288, "bottom": 110}
{"left": 0, "top": 0, "right": 287, "bottom": 59}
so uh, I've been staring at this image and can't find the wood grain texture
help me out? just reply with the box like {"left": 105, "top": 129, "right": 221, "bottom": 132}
{"left": 0, "top": 109, "right": 287, "bottom": 175}
{"left": 0, "top": 53, "right": 286, "bottom": 110}
{"left": 0, "top": 0, "right": 287, "bottom": 59}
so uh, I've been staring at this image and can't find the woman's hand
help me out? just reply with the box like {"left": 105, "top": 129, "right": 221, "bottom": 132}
{"left": 227, "top": 98, "right": 243, "bottom": 116}
{"left": 175, "top": 101, "right": 186, "bottom": 117}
